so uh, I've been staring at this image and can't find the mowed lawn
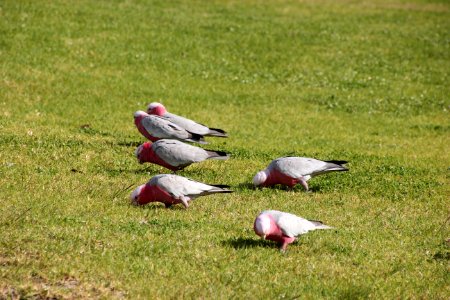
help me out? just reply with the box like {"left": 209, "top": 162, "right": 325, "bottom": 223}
{"left": 1, "top": 0, "right": 449, "bottom": 298}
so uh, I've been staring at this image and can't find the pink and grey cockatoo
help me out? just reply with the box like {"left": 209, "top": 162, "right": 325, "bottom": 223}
{"left": 254, "top": 210, "right": 333, "bottom": 251}
{"left": 134, "top": 110, "right": 206, "bottom": 144}
{"left": 253, "top": 157, "right": 348, "bottom": 190}
{"left": 146, "top": 102, "right": 227, "bottom": 137}
{"left": 135, "top": 140, "right": 229, "bottom": 172}
{"left": 130, "top": 174, "right": 233, "bottom": 208}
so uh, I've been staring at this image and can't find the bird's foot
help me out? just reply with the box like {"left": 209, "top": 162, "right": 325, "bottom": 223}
{"left": 299, "top": 178, "right": 309, "bottom": 192}
{"left": 279, "top": 248, "right": 288, "bottom": 254}
{"left": 279, "top": 243, "right": 289, "bottom": 253}
{"left": 180, "top": 197, "right": 189, "bottom": 208}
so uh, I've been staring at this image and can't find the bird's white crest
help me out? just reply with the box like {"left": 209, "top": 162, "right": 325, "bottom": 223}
{"left": 253, "top": 170, "right": 268, "bottom": 186}
{"left": 147, "top": 102, "right": 164, "bottom": 111}
{"left": 134, "top": 110, "right": 148, "bottom": 118}
{"left": 255, "top": 214, "right": 271, "bottom": 237}
{"left": 130, "top": 184, "right": 144, "bottom": 205}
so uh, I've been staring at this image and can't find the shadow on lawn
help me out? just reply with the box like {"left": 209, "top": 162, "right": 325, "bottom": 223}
{"left": 234, "top": 182, "right": 319, "bottom": 193}
{"left": 133, "top": 203, "right": 186, "bottom": 210}
{"left": 103, "top": 166, "right": 162, "bottom": 176}
{"left": 117, "top": 140, "right": 142, "bottom": 147}
{"left": 233, "top": 182, "right": 256, "bottom": 191}
{"left": 222, "top": 237, "right": 275, "bottom": 249}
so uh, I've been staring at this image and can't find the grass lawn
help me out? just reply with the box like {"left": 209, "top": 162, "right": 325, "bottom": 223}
{"left": 1, "top": 0, "right": 449, "bottom": 298}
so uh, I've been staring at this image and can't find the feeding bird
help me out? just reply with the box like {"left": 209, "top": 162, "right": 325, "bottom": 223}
{"left": 134, "top": 110, "right": 206, "bottom": 144}
{"left": 135, "top": 140, "right": 229, "bottom": 172}
{"left": 253, "top": 157, "right": 348, "bottom": 190}
{"left": 254, "top": 210, "right": 333, "bottom": 251}
{"left": 146, "top": 102, "right": 227, "bottom": 137}
{"left": 130, "top": 174, "right": 233, "bottom": 208}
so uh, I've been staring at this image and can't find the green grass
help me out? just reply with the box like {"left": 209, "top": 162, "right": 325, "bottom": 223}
{"left": 1, "top": 0, "right": 449, "bottom": 298}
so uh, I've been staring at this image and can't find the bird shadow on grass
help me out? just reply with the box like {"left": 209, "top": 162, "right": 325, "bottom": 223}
{"left": 233, "top": 182, "right": 256, "bottom": 192}
{"left": 222, "top": 237, "right": 275, "bottom": 249}
{"left": 269, "top": 185, "right": 322, "bottom": 193}
{"left": 234, "top": 182, "right": 320, "bottom": 193}
{"left": 116, "top": 140, "right": 143, "bottom": 147}
{"left": 103, "top": 166, "right": 162, "bottom": 176}
{"left": 134, "top": 203, "right": 186, "bottom": 210}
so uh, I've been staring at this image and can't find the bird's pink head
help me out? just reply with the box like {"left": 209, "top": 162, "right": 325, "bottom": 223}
{"left": 253, "top": 170, "right": 269, "bottom": 186}
{"left": 146, "top": 102, "right": 167, "bottom": 116}
{"left": 254, "top": 213, "right": 273, "bottom": 239}
{"left": 134, "top": 110, "right": 148, "bottom": 123}
{"left": 135, "top": 142, "right": 153, "bottom": 164}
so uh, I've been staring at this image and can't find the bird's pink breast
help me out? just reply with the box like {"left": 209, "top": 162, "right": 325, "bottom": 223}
{"left": 257, "top": 215, "right": 297, "bottom": 246}
{"left": 266, "top": 219, "right": 296, "bottom": 245}
{"left": 264, "top": 169, "right": 300, "bottom": 188}
{"left": 152, "top": 185, "right": 178, "bottom": 205}
{"left": 265, "top": 233, "right": 296, "bottom": 245}
{"left": 139, "top": 185, "right": 177, "bottom": 206}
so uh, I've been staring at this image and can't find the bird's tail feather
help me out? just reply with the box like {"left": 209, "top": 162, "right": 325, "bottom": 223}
{"left": 208, "top": 184, "right": 233, "bottom": 194}
{"left": 210, "top": 184, "right": 231, "bottom": 189}
{"left": 325, "top": 160, "right": 348, "bottom": 165}
{"left": 206, "top": 150, "right": 230, "bottom": 160}
{"left": 187, "top": 132, "right": 208, "bottom": 144}
{"left": 207, "top": 128, "right": 228, "bottom": 138}
{"left": 326, "top": 167, "right": 348, "bottom": 172}
{"left": 324, "top": 160, "right": 349, "bottom": 172}
{"left": 308, "top": 220, "right": 334, "bottom": 230}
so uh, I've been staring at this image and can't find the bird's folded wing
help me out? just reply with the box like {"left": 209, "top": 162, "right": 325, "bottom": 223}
{"left": 154, "top": 140, "right": 208, "bottom": 165}
{"left": 165, "top": 112, "right": 209, "bottom": 135}
{"left": 141, "top": 116, "right": 189, "bottom": 139}
{"left": 275, "top": 157, "right": 329, "bottom": 178}
{"left": 156, "top": 175, "right": 212, "bottom": 198}
{"left": 276, "top": 213, "right": 315, "bottom": 237}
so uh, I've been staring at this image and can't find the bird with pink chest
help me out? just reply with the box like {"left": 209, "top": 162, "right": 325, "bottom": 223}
{"left": 133, "top": 110, "right": 206, "bottom": 144}
{"left": 146, "top": 102, "right": 228, "bottom": 138}
{"left": 135, "top": 140, "right": 229, "bottom": 172}
{"left": 130, "top": 174, "right": 233, "bottom": 208}
{"left": 253, "top": 157, "right": 349, "bottom": 191}
{"left": 254, "top": 210, "right": 333, "bottom": 251}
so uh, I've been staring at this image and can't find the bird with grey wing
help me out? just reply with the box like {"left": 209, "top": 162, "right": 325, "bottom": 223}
{"left": 253, "top": 157, "right": 348, "bottom": 190}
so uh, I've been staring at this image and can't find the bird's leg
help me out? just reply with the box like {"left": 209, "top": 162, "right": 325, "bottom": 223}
{"left": 172, "top": 167, "right": 183, "bottom": 174}
{"left": 179, "top": 196, "right": 189, "bottom": 208}
{"left": 279, "top": 242, "right": 289, "bottom": 253}
{"left": 299, "top": 178, "right": 309, "bottom": 191}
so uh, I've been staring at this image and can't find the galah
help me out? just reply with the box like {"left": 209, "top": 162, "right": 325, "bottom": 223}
{"left": 135, "top": 140, "right": 229, "bottom": 172}
{"left": 130, "top": 174, "right": 233, "bottom": 208}
{"left": 134, "top": 110, "right": 206, "bottom": 144}
{"left": 146, "top": 102, "right": 227, "bottom": 137}
{"left": 253, "top": 157, "right": 348, "bottom": 190}
{"left": 254, "top": 210, "right": 333, "bottom": 251}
